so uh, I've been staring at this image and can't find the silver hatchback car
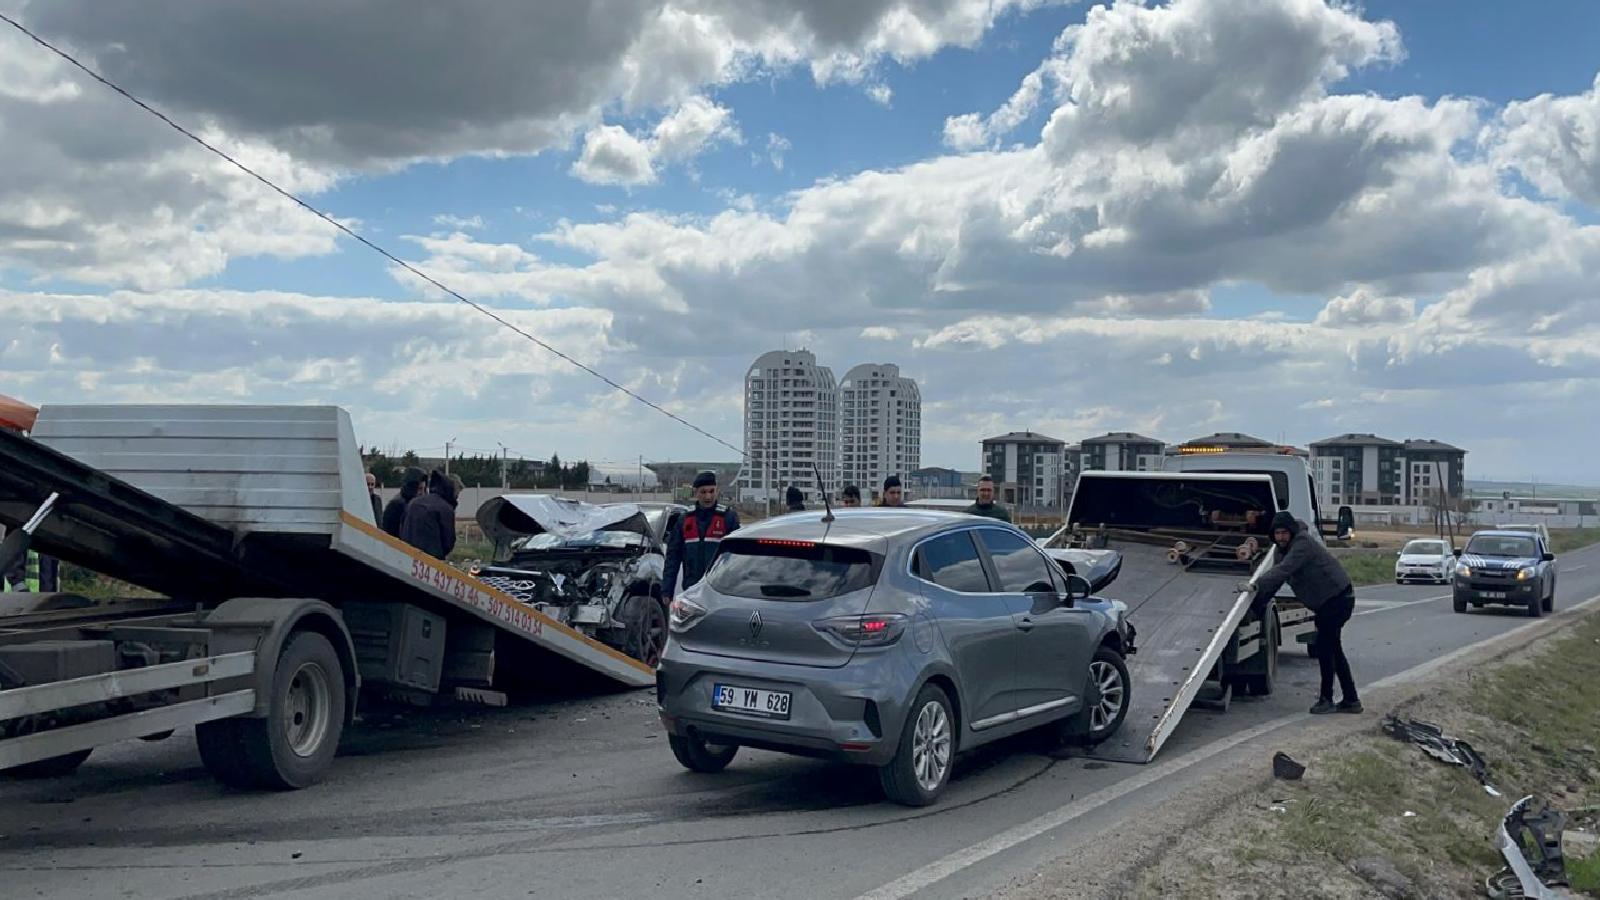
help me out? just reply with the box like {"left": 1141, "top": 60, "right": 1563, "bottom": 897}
{"left": 656, "top": 509, "right": 1134, "bottom": 806}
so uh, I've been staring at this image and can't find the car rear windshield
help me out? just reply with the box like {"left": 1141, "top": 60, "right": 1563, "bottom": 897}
{"left": 706, "top": 539, "right": 882, "bottom": 601}
{"left": 1402, "top": 541, "right": 1447, "bottom": 555}
{"left": 1465, "top": 535, "right": 1537, "bottom": 558}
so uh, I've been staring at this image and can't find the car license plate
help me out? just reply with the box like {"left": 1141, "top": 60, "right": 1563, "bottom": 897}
{"left": 713, "top": 684, "right": 792, "bottom": 719}
{"left": 1482, "top": 591, "right": 1506, "bottom": 599}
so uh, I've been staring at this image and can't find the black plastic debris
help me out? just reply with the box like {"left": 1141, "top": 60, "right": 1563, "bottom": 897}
{"left": 1380, "top": 715, "right": 1500, "bottom": 795}
{"left": 1486, "top": 795, "right": 1569, "bottom": 900}
{"left": 1272, "top": 751, "right": 1305, "bottom": 780}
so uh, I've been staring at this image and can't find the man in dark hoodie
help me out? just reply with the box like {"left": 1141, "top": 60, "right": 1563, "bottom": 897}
{"left": 382, "top": 467, "right": 426, "bottom": 538}
{"left": 1250, "top": 511, "right": 1360, "bottom": 714}
{"left": 784, "top": 485, "right": 806, "bottom": 512}
{"left": 663, "top": 470, "right": 739, "bottom": 603}
{"left": 400, "top": 469, "right": 458, "bottom": 559}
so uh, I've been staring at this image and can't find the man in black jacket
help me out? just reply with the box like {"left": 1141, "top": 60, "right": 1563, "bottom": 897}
{"left": 785, "top": 486, "right": 806, "bottom": 512}
{"left": 383, "top": 467, "right": 426, "bottom": 538}
{"left": 400, "top": 469, "right": 458, "bottom": 559}
{"left": 1250, "top": 511, "right": 1361, "bottom": 715}
{"left": 965, "top": 475, "right": 1012, "bottom": 522}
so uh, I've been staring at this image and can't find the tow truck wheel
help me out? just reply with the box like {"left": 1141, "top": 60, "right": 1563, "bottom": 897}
{"left": 201, "top": 630, "right": 347, "bottom": 790}
{"left": 1239, "top": 613, "right": 1278, "bottom": 697}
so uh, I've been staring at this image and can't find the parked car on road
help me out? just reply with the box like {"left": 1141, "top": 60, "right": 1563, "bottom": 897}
{"left": 1453, "top": 530, "right": 1558, "bottom": 617}
{"left": 1395, "top": 538, "right": 1456, "bottom": 584}
{"left": 656, "top": 509, "right": 1135, "bottom": 806}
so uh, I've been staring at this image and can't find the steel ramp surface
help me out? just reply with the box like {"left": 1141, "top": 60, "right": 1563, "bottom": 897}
{"left": 1087, "top": 541, "right": 1264, "bottom": 763}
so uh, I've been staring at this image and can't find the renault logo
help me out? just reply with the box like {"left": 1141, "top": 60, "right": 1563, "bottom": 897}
{"left": 748, "top": 611, "right": 764, "bottom": 640}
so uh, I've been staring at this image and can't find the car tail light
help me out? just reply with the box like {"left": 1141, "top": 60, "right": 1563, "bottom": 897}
{"left": 669, "top": 597, "right": 708, "bottom": 632}
{"left": 814, "top": 613, "right": 908, "bottom": 647}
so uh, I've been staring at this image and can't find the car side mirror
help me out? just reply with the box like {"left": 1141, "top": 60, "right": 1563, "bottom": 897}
{"left": 1542, "top": 552, "right": 1556, "bottom": 562}
{"left": 1064, "top": 574, "right": 1093, "bottom": 604}
{"left": 1452, "top": 548, "right": 1462, "bottom": 558}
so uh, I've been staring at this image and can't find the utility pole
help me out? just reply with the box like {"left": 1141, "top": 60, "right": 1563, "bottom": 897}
{"left": 497, "top": 442, "right": 508, "bottom": 491}
{"left": 444, "top": 438, "right": 456, "bottom": 476}
{"left": 637, "top": 455, "right": 643, "bottom": 501}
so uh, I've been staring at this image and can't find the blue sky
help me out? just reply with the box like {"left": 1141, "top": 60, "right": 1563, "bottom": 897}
{"left": 3, "top": 0, "right": 1599, "bottom": 485}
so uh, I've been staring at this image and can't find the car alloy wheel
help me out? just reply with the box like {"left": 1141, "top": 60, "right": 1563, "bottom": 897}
{"left": 1088, "top": 659, "right": 1126, "bottom": 734}
{"left": 910, "top": 699, "right": 953, "bottom": 793}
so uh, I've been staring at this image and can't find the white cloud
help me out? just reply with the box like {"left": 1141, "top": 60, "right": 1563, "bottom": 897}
{"left": 572, "top": 124, "right": 659, "bottom": 186}
{"left": 433, "top": 214, "right": 486, "bottom": 231}
{"left": 1315, "top": 288, "right": 1416, "bottom": 326}
{"left": 860, "top": 326, "right": 899, "bottom": 340}
{"left": 1490, "top": 72, "right": 1600, "bottom": 206}
{"left": 572, "top": 96, "right": 740, "bottom": 185}
{"left": 866, "top": 83, "right": 893, "bottom": 106}
{"left": 766, "top": 132, "right": 793, "bottom": 171}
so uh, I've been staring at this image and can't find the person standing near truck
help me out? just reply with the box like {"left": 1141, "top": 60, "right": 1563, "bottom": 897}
{"left": 383, "top": 467, "right": 426, "bottom": 538}
{"left": 1250, "top": 511, "right": 1361, "bottom": 715}
{"left": 400, "top": 469, "right": 459, "bottom": 560}
{"left": 663, "top": 471, "right": 739, "bottom": 602}
{"left": 965, "top": 475, "right": 1012, "bottom": 522}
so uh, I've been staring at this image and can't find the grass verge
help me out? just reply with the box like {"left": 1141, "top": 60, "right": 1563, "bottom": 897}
{"left": 1336, "top": 551, "right": 1399, "bottom": 587}
{"left": 1130, "top": 611, "right": 1600, "bottom": 899}
{"left": 1551, "top": 527, "right": 1600, "bottom": 555}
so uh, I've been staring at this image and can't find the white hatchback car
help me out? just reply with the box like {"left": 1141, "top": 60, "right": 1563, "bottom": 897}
{"left": 1395, "top": 538, "right": 1455, "bottom": 585}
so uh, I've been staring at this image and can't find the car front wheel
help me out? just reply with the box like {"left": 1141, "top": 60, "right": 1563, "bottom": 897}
{"left": 879, "top": 684, "right": 954, "bottom": 807}
{"left": 1064, "top": 645, "right": 1131, "bottom": 745}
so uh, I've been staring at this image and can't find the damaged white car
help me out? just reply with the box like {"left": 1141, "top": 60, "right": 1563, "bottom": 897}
{"left": 472, "top": 495, "right": 686, "bottom": 667}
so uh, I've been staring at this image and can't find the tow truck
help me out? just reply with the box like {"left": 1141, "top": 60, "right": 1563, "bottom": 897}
{"left": 0, "top": 404, "right": 656, "bottom": 787}
{"left": 1041, "top": 447, "right": 1342, "bottom": 763}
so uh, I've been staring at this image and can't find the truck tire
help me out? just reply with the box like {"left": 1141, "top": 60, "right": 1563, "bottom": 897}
{"left": 1063, "top": 645, "right": 1131, "bottom": 745}
{"left": 668, "top": 732, "right": 738, "bottom": 773}
{"left": 623, "top": 595, "right": 668, "bottom": 668}
{"left": 3, "top": 748, "right": 92, "bottom": 779}
{"left": 1543, "top": 577, "right": 1555, "bottom": 613}
{"left": 209, "top": 631, "right": 347, "bottom": 790}
{"left": 1452, "top": 594, "right": 1467, "bottom": 614}
{"left": 1524, "top": 592, "right": 1542, "bottom": 618}
{"left": 879, "top": 683, "right": 954, "bottom": 807}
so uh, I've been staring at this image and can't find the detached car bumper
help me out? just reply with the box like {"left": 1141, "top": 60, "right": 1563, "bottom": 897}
{"left": 656, "top": 642, "right": 917, "bottom": 767}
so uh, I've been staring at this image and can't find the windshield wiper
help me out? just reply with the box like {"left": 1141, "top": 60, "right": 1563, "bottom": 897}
{"left": 759, "top": 584, "right": 812, "bottom": 598}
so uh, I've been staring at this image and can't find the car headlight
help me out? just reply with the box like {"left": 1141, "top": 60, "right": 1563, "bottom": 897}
{"left": 1456, "top": 566, "right": 1472, "bottom": 578}
{"left": 1516, "top": 567, "right": 1536, "bottom": 581}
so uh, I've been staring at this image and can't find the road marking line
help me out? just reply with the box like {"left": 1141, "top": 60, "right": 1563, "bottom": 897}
{"left": 857, "top": 591, "right": 1600, "bottom": 900}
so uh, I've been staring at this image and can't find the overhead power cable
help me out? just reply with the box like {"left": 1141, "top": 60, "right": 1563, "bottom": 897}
{"left": 0, "top": 12, "right": 745, "bottom": 458}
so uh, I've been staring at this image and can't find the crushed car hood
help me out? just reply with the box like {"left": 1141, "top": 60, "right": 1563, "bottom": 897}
{"left": 476, "top": 494, "right": 652, "bottom": 557}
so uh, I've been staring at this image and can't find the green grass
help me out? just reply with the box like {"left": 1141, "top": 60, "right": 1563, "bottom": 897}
{"left": 1337, "top": 551, "right": 1399, "bottom": 587}
{"left": 1573, "top": 851, "right": 1600, "bottom": 894}
{"left": 58, "top": 563, "right": 158, "bottom": 600}
{"left": 447, "top": 539, "right": 494, "bottom": 565}
{"left": 1551, "top": 527, "right": 1600, "bottom": 555}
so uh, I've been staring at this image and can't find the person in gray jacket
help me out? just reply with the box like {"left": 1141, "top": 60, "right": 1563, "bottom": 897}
{"left": 1250, "top": 511, "right": 1361, "bottom": 715}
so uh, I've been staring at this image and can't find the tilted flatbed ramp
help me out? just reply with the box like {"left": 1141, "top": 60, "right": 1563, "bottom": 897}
{"left": 1081, "top": 539, "right": 1273, "bottom": 764}
{"left": 0, "top": 405, "right": 652, "bottom": 689}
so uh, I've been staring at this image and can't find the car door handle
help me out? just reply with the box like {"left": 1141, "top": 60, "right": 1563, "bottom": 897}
{"left": 1016, "top": 616, "right": 1036, "bottom": 632}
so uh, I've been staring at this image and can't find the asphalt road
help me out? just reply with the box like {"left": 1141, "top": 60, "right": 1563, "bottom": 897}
{"left": 3, "top": 543, "right": 1598, "bottom": 900}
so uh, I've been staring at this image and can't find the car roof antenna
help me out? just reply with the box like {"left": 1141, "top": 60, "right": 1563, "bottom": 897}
{"left": 812, "top": 463, "right": 835, "bottom": 524}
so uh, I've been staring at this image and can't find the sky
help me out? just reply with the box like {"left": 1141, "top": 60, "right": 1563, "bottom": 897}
{"left": 2, "top": 0, "right": 1598, "bottom": 484}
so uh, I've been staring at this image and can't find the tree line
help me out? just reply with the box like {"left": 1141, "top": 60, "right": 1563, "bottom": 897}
{"left": 362, "top": 448, "right": 591, "bottom": 491}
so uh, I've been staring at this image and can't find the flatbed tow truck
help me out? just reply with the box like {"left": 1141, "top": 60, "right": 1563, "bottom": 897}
{"left": 0, "top": 404, "right": 654, "bottom": 788}
{"left": 1042, "top": 465, "right": 1325, "bottom": 763}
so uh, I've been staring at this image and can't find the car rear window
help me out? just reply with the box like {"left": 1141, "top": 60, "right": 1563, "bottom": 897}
{"left": 706, "top": 539, "right": 882, "bottom": 601}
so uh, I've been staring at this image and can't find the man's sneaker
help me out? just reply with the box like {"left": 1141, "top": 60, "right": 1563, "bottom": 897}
{"left": 1309, "top": 699, "right": 1337, "bottom": 715}
{"left": 1337, "top": 700, "right": 1364, "bottom": 714}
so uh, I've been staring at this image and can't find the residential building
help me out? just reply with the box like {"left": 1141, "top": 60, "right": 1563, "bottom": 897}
{"left": 906, "top": 467, "right": 963, "bottom": 490}
{"left": 1080, "top": 432, "right": 1166, "bottom": 472}
{"left": 1174, "top": 432, "right": 1275, "bottom": 454}
{"left": 981, "top": 432, "right": 1068, "bottom": 507}
{"left": 1309, "top": 434, "right": 1465, "bottom": 508}
{"left": 1396, "top": 439, "right": 1468, "bottom": 507}
{"left": 1310, "top": 433, "right": 1402, "bottom": 506}
{"left": 739, "top": 350, "right": 839, "bottom": 503}
{"left": 840, "top": 363, "right": 921, "bottom": 498}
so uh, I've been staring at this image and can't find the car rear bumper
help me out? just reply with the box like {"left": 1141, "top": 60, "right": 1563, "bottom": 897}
{"left": 656, "top": 643, "right": 915, "bottom": 767}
